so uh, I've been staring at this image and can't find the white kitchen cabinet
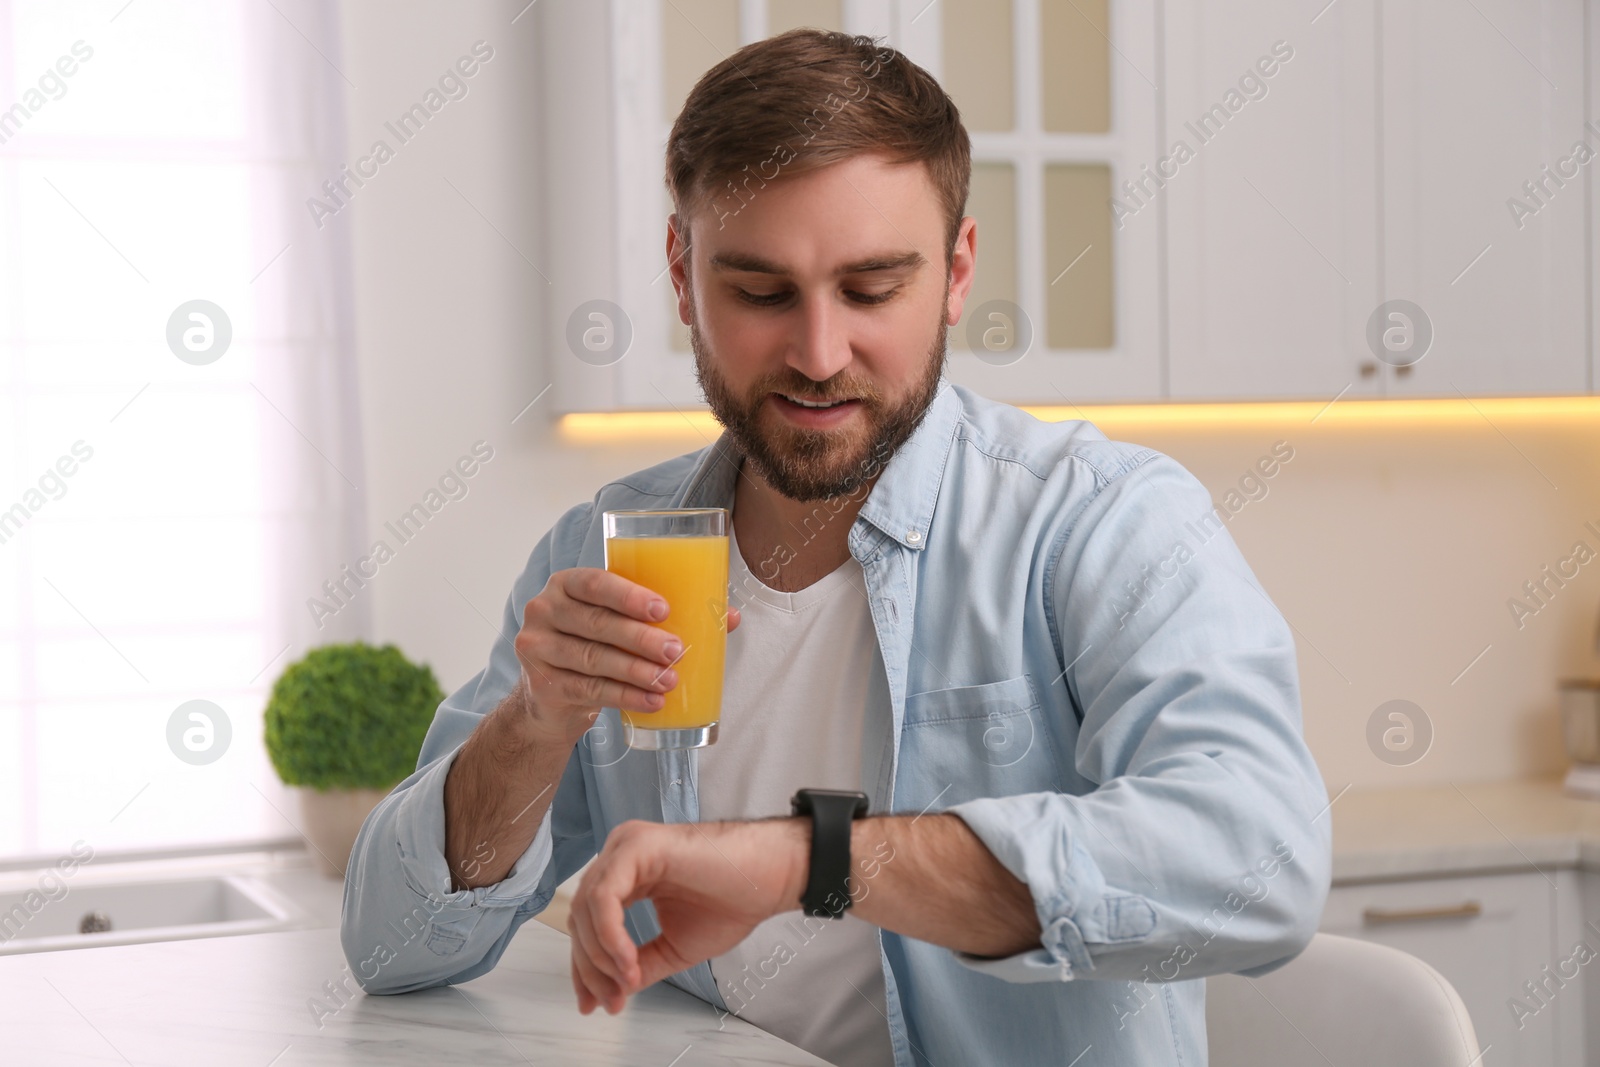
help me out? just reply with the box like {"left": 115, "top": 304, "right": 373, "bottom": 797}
{"left": 1163, "top": 0, "right": 1383, "bottom": 403}
{"left": 1378, "top": 0, "right": 1588, "bottom": 398}
{"left": 542, "top": 0, "right": 1597, "bottom": 413}
{"left": 1164, "top": 0, "right": 1591, "bottom": 403}
{"left": 935, "top": 0, "right": 1165, "bottom": 406}
{"left": 545, "top": 0, "right": 1165, "bottom": 413}
{"left": 1320, "top": 868, "right": 1589, "bottom": 1066}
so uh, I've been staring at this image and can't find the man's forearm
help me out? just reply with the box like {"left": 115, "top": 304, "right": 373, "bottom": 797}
{"left": 442, "top": 683, "right": 573, "bottom": 891}
{"left": 779, "top": 813, "right": 1041, "bottom": 958}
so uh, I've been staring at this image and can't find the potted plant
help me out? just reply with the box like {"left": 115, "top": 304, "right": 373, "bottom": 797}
{"left": 264, "top": 641, "right": 443, "bottom": 878}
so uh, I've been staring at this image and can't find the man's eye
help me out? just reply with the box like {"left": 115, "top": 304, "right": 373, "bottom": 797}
{"left": 735, "top": 288, "right": 788, "bottom": 307}
{"left": 733, "top": 287, "right": 899, "bottom": 307}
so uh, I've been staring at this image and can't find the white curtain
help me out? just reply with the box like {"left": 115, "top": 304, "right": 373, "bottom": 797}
{"left": 0, "top": 0, "right": 367, "bottom": 862}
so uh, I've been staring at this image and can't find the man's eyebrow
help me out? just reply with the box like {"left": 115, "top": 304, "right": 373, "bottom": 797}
{"left": 707, "top": 250, "right": 928, "bottom": 275}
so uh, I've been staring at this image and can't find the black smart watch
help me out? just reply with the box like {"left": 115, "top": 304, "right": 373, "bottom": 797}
{"left": 790, "top": 787, "right": 870, "bottom": 918}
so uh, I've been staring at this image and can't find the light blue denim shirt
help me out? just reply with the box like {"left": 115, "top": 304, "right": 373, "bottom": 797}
{"left": 342, "top": 378, "right": 1332, "bottom": 1065}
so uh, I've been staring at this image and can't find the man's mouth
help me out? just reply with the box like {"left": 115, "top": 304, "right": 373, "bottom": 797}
{"left": 775, "top": 392, "right": 856, "bottom": 409}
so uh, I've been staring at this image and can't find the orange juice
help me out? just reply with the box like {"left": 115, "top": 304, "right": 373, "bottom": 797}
{"left": 604, "top": 534, "right": 728, "bottom": 732}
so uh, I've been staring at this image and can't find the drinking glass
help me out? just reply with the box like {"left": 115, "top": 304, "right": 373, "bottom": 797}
{"left": 602, "top": 508, "right": 729, "bottom": 749}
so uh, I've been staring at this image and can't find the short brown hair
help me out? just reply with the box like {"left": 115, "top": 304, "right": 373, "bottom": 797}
{"left": 665, "top": 28, "right": 971, "bottom": 265}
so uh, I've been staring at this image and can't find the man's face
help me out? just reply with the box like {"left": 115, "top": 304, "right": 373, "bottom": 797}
{"left": 668, "top": 153, "right": 976, "bottom": 503}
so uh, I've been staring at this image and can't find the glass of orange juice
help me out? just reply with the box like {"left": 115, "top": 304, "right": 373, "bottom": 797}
{"left": 602, "top": 508, "right": 729, "bottom": 749}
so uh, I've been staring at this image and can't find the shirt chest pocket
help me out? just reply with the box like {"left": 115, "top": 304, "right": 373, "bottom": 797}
{"left": 895, "top": 674, "right": 1064, "bottom": 813}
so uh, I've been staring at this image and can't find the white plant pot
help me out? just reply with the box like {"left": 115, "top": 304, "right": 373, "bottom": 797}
{"left": 296, "top": 786, "right": 391, "bottom": 879}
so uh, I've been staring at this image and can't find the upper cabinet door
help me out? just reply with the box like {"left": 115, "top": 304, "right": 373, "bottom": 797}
{"left": 1379, "top": 0, "right": 1587, "bottom": 398}
{"left": 1164, "top": 0, "right": 1383, "bottom": 402}
{"left": 933, "top": 0, "right": 1163, "bottom": 405}
{"left": 550, "top": 0, "right": 1162, "bottom": 413}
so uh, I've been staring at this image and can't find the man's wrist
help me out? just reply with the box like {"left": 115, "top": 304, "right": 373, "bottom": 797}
{"left": 492, "top": 683, "right": 577, "bottom": 761}
{"left": 789, "top": 789, "right": 872, "bottom": 917}
{"left": 770, "top": 812, "right": 899, "bottom": 917}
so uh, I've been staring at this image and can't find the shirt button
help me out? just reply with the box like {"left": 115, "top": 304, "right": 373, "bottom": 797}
{"left": 906, "top": 529, "right": 922, "bottom": 543}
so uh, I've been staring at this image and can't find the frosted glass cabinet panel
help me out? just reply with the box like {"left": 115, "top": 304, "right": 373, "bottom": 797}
{"left": 1040, "top": 0, "right": 1111, "bottom": 133}
{"left": 661, "top": 0, "right": 739, "bottom": 123}
{"left": 950, "top": 162, "right": 1019, "bottom": 355}
{"left": 768, "top": 0, "right": 843, "bottom": 35}
{"left": 942, "top": 0, "right": 1015, "bottom": 131}
{"left": 1044, "top": 164, "right": 1114, "bottom": 349}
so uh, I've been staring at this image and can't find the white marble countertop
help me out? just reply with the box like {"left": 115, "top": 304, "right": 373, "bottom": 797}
{"left": 0, "top": 923, "right": 830, "bottom": 1065}
{"left": 14, "top": 776, "right": 1594, "bottom": 1062}
{"left": 1330, "top": 775, "right": 1600, "bottom": 884}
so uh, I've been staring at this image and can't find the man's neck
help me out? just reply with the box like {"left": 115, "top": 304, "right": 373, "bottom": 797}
{"left": 731, "top": 459, "right": 878, "bottom": 594}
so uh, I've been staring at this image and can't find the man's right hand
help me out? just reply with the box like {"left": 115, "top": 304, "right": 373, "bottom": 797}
{"left": 444, "top": 567, "right": 739, "bottom": 891}
{"left": 512, "top": 567, "right": 742, "bottom": 748}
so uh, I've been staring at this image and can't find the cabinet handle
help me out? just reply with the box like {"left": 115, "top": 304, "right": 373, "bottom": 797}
{"left": 1359, "top": 361, "right": 1379, "bottom": 377}
{"left": 1361, "top": 900, "right": 1482, "bottom": 925}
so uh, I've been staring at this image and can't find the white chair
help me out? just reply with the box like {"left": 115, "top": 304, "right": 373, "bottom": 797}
{"left": 1206, "top": 933, "right": 1481, "bottom": 1066}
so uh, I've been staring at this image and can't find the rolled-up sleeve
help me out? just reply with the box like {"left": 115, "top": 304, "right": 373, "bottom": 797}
{"left": 944, "top": 449, "right": 1332, "bottom": 985}
{"left": 340, "top": 504, "right": 600, "bottom": 994}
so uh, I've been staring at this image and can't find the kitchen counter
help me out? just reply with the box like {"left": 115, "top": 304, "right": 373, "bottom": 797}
{"left": 11, "top": 777, "right": 1593, "bottom": 1063}
{"left": 0, "top": 922, "right": 830, "bottom": 1065}
{"left": 1329, "top": 774, "right": 1600, "bottom": 883}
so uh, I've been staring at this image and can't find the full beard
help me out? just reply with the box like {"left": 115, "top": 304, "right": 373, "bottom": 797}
{"left": 690, "top": 298, "right": 949, "bottom": 504}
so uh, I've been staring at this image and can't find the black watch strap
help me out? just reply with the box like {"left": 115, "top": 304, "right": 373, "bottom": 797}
{"left": 791, "top": 788, "right": 869, "bottom": 918}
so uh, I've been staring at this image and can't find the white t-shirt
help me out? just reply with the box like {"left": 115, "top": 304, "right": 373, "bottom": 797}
{"left": 695, "top": 523, "right": 897, "bottom": 1067}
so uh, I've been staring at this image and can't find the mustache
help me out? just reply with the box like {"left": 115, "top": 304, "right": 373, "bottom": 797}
{"left": 764, "top": 381, "right": 878, "bottom": 404}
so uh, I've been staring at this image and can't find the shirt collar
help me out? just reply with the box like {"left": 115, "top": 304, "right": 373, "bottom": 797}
{"left": 675, "top": 376, "right": 963, "bottom": 554}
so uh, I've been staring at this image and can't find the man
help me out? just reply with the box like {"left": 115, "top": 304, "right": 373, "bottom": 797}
{"left": 342, "top": 28, "right": 1331, "bottom": 1066}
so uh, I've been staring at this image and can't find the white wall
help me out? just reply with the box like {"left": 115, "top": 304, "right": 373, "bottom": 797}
{"left": 336, "top": 0, "right": 1600, "bottom": 795}
{"left": 335, "top": 0, "right": 701, "bottom": 683}
{"left": 1116, "top": 414, "right": 1600, "bottom": 794}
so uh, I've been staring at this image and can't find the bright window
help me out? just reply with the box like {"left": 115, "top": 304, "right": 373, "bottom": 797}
{"left": 0, "top": 0, "right": 365, "bottom": 863}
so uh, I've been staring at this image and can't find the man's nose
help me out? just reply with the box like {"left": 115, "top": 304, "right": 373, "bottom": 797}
{"left": 786, "top": 293, "right": 852, "bottom": 384}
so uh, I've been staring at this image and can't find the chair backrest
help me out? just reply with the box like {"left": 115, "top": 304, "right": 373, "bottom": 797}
{"left": 1206, "top": 933, "right": 1480, "bottom": 1066}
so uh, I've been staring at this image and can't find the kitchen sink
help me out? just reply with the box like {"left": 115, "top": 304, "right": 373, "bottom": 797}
{"left": 0, "top": 874, "right": 293, "bottom": 954}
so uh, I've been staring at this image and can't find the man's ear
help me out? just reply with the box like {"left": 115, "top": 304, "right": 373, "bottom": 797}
{"left": 666, "top": 212, "right": 693, "bottom": 326}
{"left": 946, "top": 215, "right": 978, "bottom": 326}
